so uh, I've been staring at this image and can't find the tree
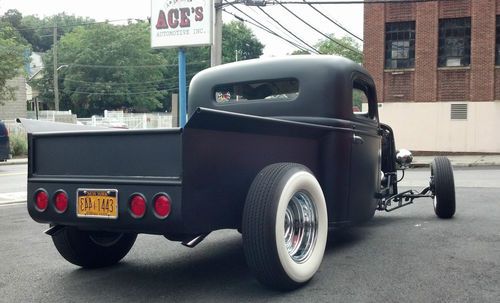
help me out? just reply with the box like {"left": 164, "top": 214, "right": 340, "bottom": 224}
{"left": 1, "top": 11, "right": 95, "bottom": 52}
{"left": 35, "top": 22, "right": 169, "bottom": 116}
{"left": 291, "top": 49, "right": 310, "bottom": 55}
{"left": 315, "top": 34, "right": 363, "bottom": 63}
{"left": 222, "top": 21, "right": 264, "bottom": 63}
{"left": 1, "top": 9, "right": 22, "bottom": 28}
{"left": 0, "top": 22, "right": 27, "bottom": 104}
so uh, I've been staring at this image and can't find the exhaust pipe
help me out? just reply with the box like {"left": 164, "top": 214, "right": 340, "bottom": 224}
{"left": 44, "top": 225, "right": 65, "bottom": 236}
{"left": 181, "top": 234, "right": 208, "bottom": 248}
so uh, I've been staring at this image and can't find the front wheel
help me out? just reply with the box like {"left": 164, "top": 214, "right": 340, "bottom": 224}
{"left": 242, "top": 163, "right": 328, "bottom": 290}
{"left": 52, "top": 226, "right": 137, "bottom": 268}
{"left": 431, "top": 157, "right": 456, "bottom": 219}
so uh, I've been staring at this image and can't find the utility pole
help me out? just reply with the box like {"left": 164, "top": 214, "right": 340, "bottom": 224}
{"left": 211, "top": 0, "right": 223, "bottom": 66}
{"left": 53, "top": 24, "right": 60, "bottom": 111}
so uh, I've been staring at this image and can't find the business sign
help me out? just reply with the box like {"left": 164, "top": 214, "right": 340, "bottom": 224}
{"left": 151, "top": 0, "right": 213, "bottom": 48}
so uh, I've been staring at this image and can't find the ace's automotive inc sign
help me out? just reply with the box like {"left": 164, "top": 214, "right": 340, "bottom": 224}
{"left": 151, "top": 0, "right": 213, "bottom": 48}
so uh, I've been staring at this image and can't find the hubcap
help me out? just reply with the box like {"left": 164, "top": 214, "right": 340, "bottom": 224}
{"left": 284, "top": 191, "right": 318, "bottom": 263}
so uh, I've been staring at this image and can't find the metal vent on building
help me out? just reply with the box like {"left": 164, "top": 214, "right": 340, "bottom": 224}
{"left": 450, "top": 103, "right": 468, "bottom": 120}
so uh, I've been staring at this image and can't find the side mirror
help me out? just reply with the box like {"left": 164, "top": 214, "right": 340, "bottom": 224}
{"left": 396, "top": 149, "right": 413, "bottom": 169}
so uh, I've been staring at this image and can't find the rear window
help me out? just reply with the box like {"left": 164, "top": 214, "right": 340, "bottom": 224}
{"left": 214, "top": 78, "right": 299, "bottom": 104}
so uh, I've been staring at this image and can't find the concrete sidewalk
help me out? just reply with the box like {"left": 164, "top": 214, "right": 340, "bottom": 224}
{"left": 2, "top": 155, "right": 500, "bottom": 168}
{"left": 411, "top": 154, "right": 500, "bottom": 167}
{"left": 0, "top": 158, "right": 28, "bottom": 166}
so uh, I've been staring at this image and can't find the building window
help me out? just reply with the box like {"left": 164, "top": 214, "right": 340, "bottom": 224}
{"left": 438, "top": 18, "right": 471, "bottom": 67}
{"left": 496, "top": 16, "right": 500, "bottom": 65}
{"left": 385, "top": 21, "right": 415, "bottom": 69}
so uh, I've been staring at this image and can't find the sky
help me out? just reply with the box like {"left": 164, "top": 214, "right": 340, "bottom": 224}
{"left": 0, "top": 0, "right": 364, "bottom": 57}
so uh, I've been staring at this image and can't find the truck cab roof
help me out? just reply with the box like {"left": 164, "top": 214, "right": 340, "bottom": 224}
{"left": 188, "top": 55, "right": 377, "bottom": 121}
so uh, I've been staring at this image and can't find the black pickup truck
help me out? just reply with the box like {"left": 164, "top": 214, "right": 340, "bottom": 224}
{"left": 20, "top": 55, "right": 455, "bottom": 290}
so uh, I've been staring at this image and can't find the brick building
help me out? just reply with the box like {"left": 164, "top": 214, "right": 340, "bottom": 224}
{"left": 364, "top": 0, "right": 500, "bottom": 153}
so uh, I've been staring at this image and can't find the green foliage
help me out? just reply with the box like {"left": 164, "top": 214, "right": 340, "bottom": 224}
{"left": 9, "top": 132, "right": 28, "bottom": 157}
{"left": 2, "top": 9, "right": 23, "bottom": 28}
{"left": 291, "top": 49, "right": 310, "bottom": 55}
{"left": 35, "top": 22, "right": 170, "bottom": 116}
{"left": 1, "top": 10, "right": 95, "bottom": 52}
{"left": 352, "top": 89, "right": 364, "bottom": 112}
{"left": 315, "top": 34, "right": 363, "bottom": 63}
{"left": 0, "top": 22, "right": 28, "bottom": 104}
{"left": 222, "top": 21, "right": 264, "bottom": 63}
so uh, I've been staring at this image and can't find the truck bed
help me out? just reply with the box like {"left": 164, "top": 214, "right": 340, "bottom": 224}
{"left": 26, "top": 127, "right": 184, "bottom": 235}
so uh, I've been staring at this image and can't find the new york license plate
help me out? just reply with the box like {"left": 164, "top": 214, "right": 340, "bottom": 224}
{"left": 77, "top": 189, "right": 118, "bottom": 219}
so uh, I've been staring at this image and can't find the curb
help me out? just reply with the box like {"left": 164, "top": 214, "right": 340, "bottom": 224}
{"left": 411, "top": 161, "right": 500, "bottom": 168}
{"left": 0, "top": 159, "right": 28, "bottom": 166}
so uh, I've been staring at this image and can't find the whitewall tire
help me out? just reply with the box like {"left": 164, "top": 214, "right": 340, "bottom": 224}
{"left": 242, "top": 163, "right": 328, "bottom": 290}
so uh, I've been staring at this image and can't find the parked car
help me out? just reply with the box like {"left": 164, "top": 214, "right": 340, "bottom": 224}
{"left": 19, "top": 55, "right": 456, "bottom": 290}
{"left": 0, "top": 120, "right": 10, "bottom": 161}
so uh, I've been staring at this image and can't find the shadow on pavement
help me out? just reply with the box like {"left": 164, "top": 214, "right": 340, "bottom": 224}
{"left": 54, "top": 215, "right": 420, "bottom": 301}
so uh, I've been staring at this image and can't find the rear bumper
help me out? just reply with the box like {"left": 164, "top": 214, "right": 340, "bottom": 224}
{"left": 27, "top": 178, "right": 186, "bottom": 235}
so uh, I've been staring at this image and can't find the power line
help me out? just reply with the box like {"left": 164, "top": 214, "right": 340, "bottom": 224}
{"left": 224, "top": 0, "right": 313, "bottom": 53}
{"left": 63, "top": 87, "right": 182, "bottom": 96}
{"left": 222, "top": 6, "right": 311, "bottom": 53}
{"left": 14, "top": 18, "right": 137, "bottom": 33}
{"left": 256, "top": 5, "right": 322, "bottom": 54}
{"left": 304, "top": 0, "right": 363, "bottom": 42}
{"left": 223, "top": 9, "right": 310, "bottom": 53}
{"left": 269, "top": 0, "right": 448, "bottom": 4}
{"left": 245, "top": 4, "right": 312, "bottom": 52}
{"left": 57, "top": 61, "right": 209, "bottom": 69}
{"left": 62, "top": 73, "right": 198, "bottom": 86}
{"left": 276, "top": 1, "right": 362, "bottom": 55}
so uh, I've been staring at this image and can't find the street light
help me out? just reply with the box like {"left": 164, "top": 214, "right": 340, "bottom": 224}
{"left": 54, "top": 64, "right": 68, "bottom": 111}
{"left": 57, "top": 64, "right": 68, "bottom": 71}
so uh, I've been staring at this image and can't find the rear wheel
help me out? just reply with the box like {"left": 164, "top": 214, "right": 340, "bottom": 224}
{"left": 431, "top": 157, "right": 456, "bottom": 219}
{"left": 52, "top": 226, "right": 137, "bottom": 268}
{"left": 242, "top": 163, "right": 328, "bottom": 290}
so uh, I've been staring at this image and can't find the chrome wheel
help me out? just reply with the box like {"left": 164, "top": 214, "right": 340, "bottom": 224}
{"left": 284, "top": 191, "right": 318, "bottom": 263}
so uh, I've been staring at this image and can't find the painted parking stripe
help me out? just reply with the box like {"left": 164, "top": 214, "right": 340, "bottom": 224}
{"left": 0, "top": 192, "right": 27, "bottom": 205}
{"left": 0, "top": 172, "right": 27, "bottom": 177}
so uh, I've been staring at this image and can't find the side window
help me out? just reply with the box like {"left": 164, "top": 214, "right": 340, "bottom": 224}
{"left": 353, "top": 88, "right": 369, "bottom": 115}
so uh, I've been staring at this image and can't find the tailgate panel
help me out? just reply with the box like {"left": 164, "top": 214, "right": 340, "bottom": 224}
{"left": 31, "top": 129, "right": 182, "bottom": 178}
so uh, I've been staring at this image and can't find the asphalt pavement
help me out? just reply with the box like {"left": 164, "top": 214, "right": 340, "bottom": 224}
{"left": 1, "top": 186, "right": 499, "bottom": 302}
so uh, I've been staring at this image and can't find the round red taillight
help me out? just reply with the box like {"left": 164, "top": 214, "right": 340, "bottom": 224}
{"left": 35, "top": 190, "right": 49, "bottom": 212}
{"left": 153, "top": 194, "right": 171, "bottom": 219}
{"left": 129, "top": 194, "right": 146, "bottom": 218}
{"left": 54, "top": 191, "right": 68, "bottom": 213}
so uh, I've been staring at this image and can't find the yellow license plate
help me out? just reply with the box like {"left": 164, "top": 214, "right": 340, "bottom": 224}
{"left": 77, "top": 189, "right": 118, "bottom": 219}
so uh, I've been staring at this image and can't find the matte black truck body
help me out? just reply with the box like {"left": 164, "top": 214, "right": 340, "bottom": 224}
{"left": 23, "top": 55, "right": 455, "bottom": 290}
{"left": 26, "top": 56, "right": 379, "bottom": 234}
